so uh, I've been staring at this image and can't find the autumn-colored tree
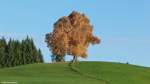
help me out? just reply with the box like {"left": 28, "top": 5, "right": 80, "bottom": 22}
{"left": 45, "top": 11, "right": 100, "bottom": 63}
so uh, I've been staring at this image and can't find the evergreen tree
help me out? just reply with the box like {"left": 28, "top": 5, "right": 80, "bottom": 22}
{"left": 0, "top": 36, "right": 44, "bottom": 68}
{"left": 30, "top": 38, "right": 38, "bottom": 63}
{"left": 7, "top": 39, "right": 16, "bottom": 67}
{"left": 0, "top": 37, "right": 7, "bottom": 67}
{"left": 21, "top": 40, "right": 27, "bottom": 65}
{"left": 14, "top": 40, "right": 22, "bottom": 66}
{"left": 38, "top": 49, "right": 44, "bottom": 63}
{"left": 24, "top": 37, "right": 32, "bottom": 64}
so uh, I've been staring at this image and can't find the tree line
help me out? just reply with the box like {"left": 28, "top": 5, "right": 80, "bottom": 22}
{"left": 0, "top": 36, "right": 43, "bottom": 68}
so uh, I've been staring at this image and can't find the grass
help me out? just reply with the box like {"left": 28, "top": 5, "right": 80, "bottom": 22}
{"left": 0, "top": 61, "right": 150, "bottom": 84}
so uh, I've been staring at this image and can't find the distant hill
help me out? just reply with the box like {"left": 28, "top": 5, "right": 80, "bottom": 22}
{"left": 0, "top": 61, "right": 150, "bottom": 84}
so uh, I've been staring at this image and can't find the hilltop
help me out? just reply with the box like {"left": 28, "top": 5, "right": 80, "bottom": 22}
{"left": 0, "top": 62, "right": 150, "bottom": 84}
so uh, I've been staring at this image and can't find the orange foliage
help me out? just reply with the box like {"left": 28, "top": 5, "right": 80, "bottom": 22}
{"left": 45, "top": 11, "right": 100, "bottom": 59}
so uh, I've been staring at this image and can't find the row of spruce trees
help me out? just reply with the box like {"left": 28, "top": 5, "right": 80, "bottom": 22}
{"left": 0, "top": 36, "right": 43, "bottom": 68}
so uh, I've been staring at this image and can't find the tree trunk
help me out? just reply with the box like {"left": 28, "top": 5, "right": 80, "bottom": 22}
{"left": 72, "top": 56, "right": 77, "bottom": 63}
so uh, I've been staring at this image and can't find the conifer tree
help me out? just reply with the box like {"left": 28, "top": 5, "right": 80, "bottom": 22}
{"left": 0, "top": 36, "right": 44, "bottom": 68}
{"left": 21, "top": 39, "right": 27, "bottom": 65}
{"left": 0, "top": 37, "right": 7, "bottom": 67}
{"left": 37, "top": 49, "right": 44, "bottom": 63}
{"left": 14, "top": 40, "right": 21, "bottom": 66}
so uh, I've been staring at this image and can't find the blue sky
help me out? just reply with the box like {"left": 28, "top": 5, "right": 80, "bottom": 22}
{"left": 0, "top": 0, "right": 150, "bottom": 67}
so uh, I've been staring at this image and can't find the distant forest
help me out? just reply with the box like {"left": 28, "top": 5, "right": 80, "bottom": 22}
{"left": 0, "top": 36, "right": 43, "bottom": 68}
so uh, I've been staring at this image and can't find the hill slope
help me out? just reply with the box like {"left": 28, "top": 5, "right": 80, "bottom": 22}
{"left": 0, "top": 62, "right": 150, "bottom": 84}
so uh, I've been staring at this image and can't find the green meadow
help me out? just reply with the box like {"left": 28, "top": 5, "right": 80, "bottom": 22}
{"left": 0, "top": 62, "right": 150, "bottom": 84}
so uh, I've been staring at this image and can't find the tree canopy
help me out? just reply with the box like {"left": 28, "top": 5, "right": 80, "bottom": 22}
{"left": 46, "top": 11, "right": 100, "bottom": 62}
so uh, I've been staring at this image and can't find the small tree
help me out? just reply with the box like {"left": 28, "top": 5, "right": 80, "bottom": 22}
{"left": 45, "top": 11, "right": 100, "bottom": 63}
{"left": 37, "top": 49, "right": 44, "bottom": 63}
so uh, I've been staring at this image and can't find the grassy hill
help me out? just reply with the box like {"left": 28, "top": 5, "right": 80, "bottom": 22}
{"left": 0, "top": 62, "right": 150, "bottom": 84}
